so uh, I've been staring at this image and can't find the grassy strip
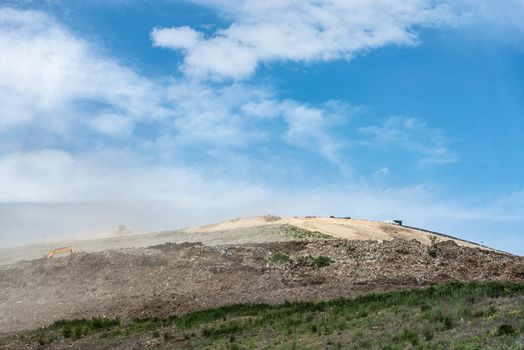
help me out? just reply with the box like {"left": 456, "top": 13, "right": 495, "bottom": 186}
{"left": 38, "top": 282, "right": 524, "bottom": 349}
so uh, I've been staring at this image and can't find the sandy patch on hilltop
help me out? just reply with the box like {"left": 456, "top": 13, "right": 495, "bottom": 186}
{"left": 184, "top": 216, "right": 482, "bottom": 249}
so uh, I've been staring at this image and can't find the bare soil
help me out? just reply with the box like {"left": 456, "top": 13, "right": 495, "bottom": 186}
{"left": 1, "top": 234, "right": 523, "bottom": 335}
{"left": 0, "top": 216, "right": 489, "bottom": 266}
{"left": 0, "top": 224, "right": 301, "bottom": 266}
{"left": 185, "top": 216, "right": 484, "bottom": 249}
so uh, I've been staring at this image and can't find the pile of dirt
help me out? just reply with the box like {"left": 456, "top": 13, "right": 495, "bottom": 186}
{"left": 0, "top": 224, "right": 302, "bottom": 265}
{"left": 0, "top": 216, "right": 490, "bottom": 266}
{"left": 1, "top": 236, "right": 522, "bottom": 334}
{"left": 184, "top": 216, "right": 486, "bottom": 249}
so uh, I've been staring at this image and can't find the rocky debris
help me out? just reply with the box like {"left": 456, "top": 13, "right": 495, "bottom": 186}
{"left": 0, "top": 238, "right": 522, "bottom": 334}
{"left": 148, "top": 241, "right": 204, "bottom": 253}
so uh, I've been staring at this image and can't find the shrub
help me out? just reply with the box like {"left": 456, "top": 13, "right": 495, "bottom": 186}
{"left": 423, "top": 327, "right": 434, "bottom": 341}
{"left": 90, "top": 317, "right": 120, "bottom": 329}
{"left": 37, "top": 336, "right": 46, "bottom": 346}
{"left": 359, "top": 340, "right": 372, "bottom": 348}
{"left": 311, "top": 323, "right": 318, "bottom": 333}
{"left": 52, "top": 317, "right": 120, "bottom": 335}
{"left": 73, "top": 326, "right": 83, "bottom": 339}
{"left": 62, "top": 326, "right": 72, "bottom": 338}
{"left": 419, "top": 303, "right": 431, "bottom": 312}
{"left": 296, "top": 255, "right": 333, "bottom": 268}
{"left": 486, "top": 306, "right": 498, "bottom": 316}
{"left": 443, "top": 316, "right": 454, "bottom": 330}
{"left": 268, "top": 252, "right": 290, "bottom": 264}
{"left": 427, "top": 235, "right": 439, "bottom": 257}
{"left": 393, "top": 329, "right": 418, "bottom": 345}
{"left": 424, "top": 308, "right": 455, "bottom": 330}
{"left": 347, "top": 243, "right": 357, "bottom": 255}
{"left": 496, "top": 324, "right": 515, "bottom": 336}
{"left": 202, "top": 327, "right": 213, "bottom": 337}
{"left": 312, "top": 256, "right": 333, "bottom": 268}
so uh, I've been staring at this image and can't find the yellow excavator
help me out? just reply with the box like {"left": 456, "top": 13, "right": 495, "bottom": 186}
{"left": 47, "top": 246, "right": 75, "bottom": 258}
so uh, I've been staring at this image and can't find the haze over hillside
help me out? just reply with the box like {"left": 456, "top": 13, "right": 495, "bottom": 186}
{"left": 0, "top": 215, "right": 500, "bottom": 266}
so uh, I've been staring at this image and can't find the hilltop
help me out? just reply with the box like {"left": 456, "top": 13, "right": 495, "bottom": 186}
{"left": 184, "top": 216, "right": 489, "bottom": 249}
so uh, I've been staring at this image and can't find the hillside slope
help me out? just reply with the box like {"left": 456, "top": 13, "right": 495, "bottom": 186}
{"left": 1, "top": 234, "right": 523, "bottom": 334}
{"left": 3, "top": 282, "right": 524, "bottom": 349}
{"left": 185, "top": 216, "right": 486, "bottom": 249}
{"left": 0, "top": 216, "right": 493, "bottom": 266}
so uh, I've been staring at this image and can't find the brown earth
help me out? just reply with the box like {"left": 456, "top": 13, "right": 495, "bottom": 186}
{"left": 0, "top": 216, "right": 491, "bottom": 266}
{"left": 1, "top": 233, "right": 523, "bottom": 335}
{"left": 184, "top": 216, "right": 485, "bottom": 249}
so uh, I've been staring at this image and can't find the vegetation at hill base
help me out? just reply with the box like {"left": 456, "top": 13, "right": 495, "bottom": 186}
{"left": 3, "top": 282, "right": 524, "bottom": 349}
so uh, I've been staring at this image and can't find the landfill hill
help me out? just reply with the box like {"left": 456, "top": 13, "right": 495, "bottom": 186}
{"left": 1, "top": 215, "right": 522, "bottom": 346}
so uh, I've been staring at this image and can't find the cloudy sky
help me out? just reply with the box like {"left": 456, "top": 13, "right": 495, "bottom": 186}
{"left": 0, "top": 0, "right": 523, "bottom": 253}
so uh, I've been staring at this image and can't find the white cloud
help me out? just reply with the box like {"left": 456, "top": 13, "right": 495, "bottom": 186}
{"left": 239, "top": 98, "right": 359, "bottom": 164}
{"left": 4, "top": 6, "right": 520, "bottom": 253}
{"left": 358, "top": 116, "right": 457, "bottom": 165}
{"left": 0, "top": 6, "right": 460, "bottom": 170}
{"left": 0, "top": 149, "right": 83, "bottom": 202}
{"left": 153, "top": 0, "right": 458, "bottom": 79}
{"left": 0, "top": 7, "right": 358, "bottom": 163}
{"left": 458, "top": 0, "right": 524, "bottom": 38}
{"left": 240, "top": 100, "right": 281, "bottom": 119}
{"left": 0, "top": 7, "right": 167, "bottom": 133}
{"left": 373, "top": 167, "right": 391, "bottom": 178}
{"left": 163, "top": 82, "right": 272, "bottom": 146}
{"left": 0, "top": 148, "right": 267, "bottom": 205}
{"left": 89, "top": 113, "right": 134, "bottom": 136}
{"left": 160, "top": 83, "right": 354, "bottom": 164}
{"left": 151, "top": 26, "right": 202, "bottom": 50}
{"left": 280, "top": 101, "right": 345, "bottom": 163}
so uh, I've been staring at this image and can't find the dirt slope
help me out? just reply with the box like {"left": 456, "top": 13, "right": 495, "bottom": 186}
{"left": 0, "top": 224, "right": 300, "bottom": 266}
{"left": 185, "top": 216, "right": 485, "bottom": 249}
{"left": 1, "top": 216, "right": 520, "bottom": 335}
{"left": 0, "top": 216, "right": 489, "bottom": 266}
{"left": 1, "top": 236, "right": 523, "bottom": 334}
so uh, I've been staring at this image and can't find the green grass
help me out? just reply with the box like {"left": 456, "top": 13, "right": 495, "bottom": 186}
{"left": 268, "top": 251, "right": 290, "bottom": 264}
{"left": 311, "top": 255, "right": 332, "bottom": 267}
{"left": 51, "top": 317, "right": 120, "bottom": 338}
{"left": 268, "top": 250, "right": 333, "bottom": 268}
{"left": 296, "top": 255, "right": 333, "bottom": 268}
{"left": 11, "top": 282, "right": 524, "bottom": 349}
{"left": 279, "top": 225, "right": 332, "bottom": 240}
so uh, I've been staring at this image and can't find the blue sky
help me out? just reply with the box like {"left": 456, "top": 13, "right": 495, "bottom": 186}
{"left": 0, "top": 0, "right": 523, "bottom": 253}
